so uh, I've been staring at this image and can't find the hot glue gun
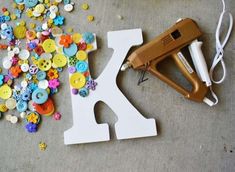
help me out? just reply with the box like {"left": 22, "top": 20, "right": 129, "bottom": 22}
{"left": 121, "top": 18, "right": 214, "bottom": 105}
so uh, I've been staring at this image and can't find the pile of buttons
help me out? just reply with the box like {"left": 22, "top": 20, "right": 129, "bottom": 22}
{"left": 0, "top": 0, "right": 97, "bottom": 134}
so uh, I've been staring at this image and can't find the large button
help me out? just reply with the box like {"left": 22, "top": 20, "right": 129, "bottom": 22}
{"left": 63, "top": 43, "right": 77, "bottom": 57}
{"left": 76, "top": 50, "right": 87, "bottom": 61}
{"left": 38, "top": 58, "right": 51, "bottom": 71}
{"left": 42, "top": 39, "right": 56, "bottom": 53}
{"left": 69, "top": 72, "right": 86, "bottom": 89}
{"left": 53, "top": 54, "right": 67, "bottom": 67}
{"left": 16, "top": 100, "right": 27, "bottom": 112}
{"left": 76, "top": 61, "right": 88, "bottom": 73}
{"left": 32, "top": 88, "right": 48, "bottom": 104}
{"left": 0, "top": 85, "right": 12, "bottom": 100}
{"left": 34, "top": 98, "right": 54, "bottom": 116}
{"left": 13, "top": 25, "right": 27, "bottom": 39}
{"left": 24, "top": 0, "right": 38, "bottom": 8}
{"left": 5, "top": 98, "right": 16, "bottom": 110}
{"left": 36, "top": 71, "right": 46, "bottom": 80}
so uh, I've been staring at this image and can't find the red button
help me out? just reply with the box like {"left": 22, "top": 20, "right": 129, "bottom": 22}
{"left": 34, "top": 98, "right": 55, "bottom": 116}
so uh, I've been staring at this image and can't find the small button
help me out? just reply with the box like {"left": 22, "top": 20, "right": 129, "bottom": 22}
{"left": 29, "top": 64, "right": 39, "bottom": 74}
{"left": 0, "top": 104, "right": 8, "bottom": 112}
{"left": 16, "top": 100, "right": 28, "bottom": 112}
{"left": 0, "top": 84, "right": 12, "bottom": 100}
{"left": 69, "top": 72, "right": 86, "bottom": 89}
{"left": 32, "top": 88, "right": 48, "bottom": 104}
{"left": 72, "top": 33, "right": 82, "bottom": 43}
{"left": 34, "top": 4, "right": 45, "bottom": 14}
{"left": 38, "top": 80, "right": 49, "bottom": 89}
{"left": 13, "top": 25, "right": 27, "bottom": 39}
{"left": 36, "top": 71, "right": 46, "bottom": 80}
{"left": 21, "top": 63, "right": 29, "bottom": 72}
{"left": 64, "top": 4, "right": 74, "bottom": 12}
{"left": 38, "top": 59, "right": 52, "bottom": 71}
{"left": 10, "top": 116, "right": 18, "bottom": 124}
{"left": 76, "top": 50, "right": 87, "bottom": 61}
{"left": 76, "top": 61, "right": 88, "bottom": 73}
{"left": 42, "top": 39, "right": 56, "bottom": 53}
{"left": 5, "top": 98, "right": 16, "bottom": 110}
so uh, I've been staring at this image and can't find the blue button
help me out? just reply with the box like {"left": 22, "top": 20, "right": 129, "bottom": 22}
{"left": 32, "top": 88, "right": 48, "bottom": 104}
{"left": 63, "top": 43, "right": 78, "bottom": 57}
{"left": 21, "top": 91, "right": 31, "bottom": 101}
{"left": 16, "top": 100, "right": 27, "bottom": 112}
{"left": 24, "top": 0, "right": 38, "bottom": 8}
{"left": 79, "top": 88, "right": 89, "bottom": 97}
{"left": 15, "top": 0, "right": 24, "bottom": 4}
{"left": 82, "top": 32, "right": 95, "bottom": 44}
{"left": 36, "top": 71, "right": 46, "bottom": 81}
{"left": 76, "top": 61, "right": 88, "bottom": 73}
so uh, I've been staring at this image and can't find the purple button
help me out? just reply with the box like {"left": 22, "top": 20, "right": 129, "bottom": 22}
{"left": 68, "top": 66, "right": 76, "bottom": 74}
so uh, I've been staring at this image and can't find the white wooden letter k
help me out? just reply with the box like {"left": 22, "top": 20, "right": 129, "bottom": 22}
{"left": 64, "top": 29, "right": 157, "bottom": 145}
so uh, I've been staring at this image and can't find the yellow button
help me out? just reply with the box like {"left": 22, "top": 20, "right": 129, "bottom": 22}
{"left": 72, "top": 33, "right": 82, "bottom": 43}
{"left": 86, "top": 44, "right": 93, "bottom": 50}
{"left": 76, "top": 50, "right": 88, "bottom": 61}
{"left": 0, "top": 85, "right": 12, "bottom": 100}
{"left": 42, "top": 39, "right": 56, "bottom": 53}
{"left": 13, "top": 25, "right": 27, "bottom": 39}
{"left": 35, "top": 4, "right": 45, "bottom": 14}
{"left": 38, "top": 59, "right": 52, "bottom": 71}
{"left": 53, "top": 54, "right": 67, "bottom": 67}
{"left": 0, "top": 104, "right": 8, "bottom": 112}
{"left": 70, "top": 73, "right": 86, "bottom": 89}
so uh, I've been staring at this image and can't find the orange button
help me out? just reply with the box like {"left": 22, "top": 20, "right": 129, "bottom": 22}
{"left": 34, "top": 98, "right": 54, "bottom": 116}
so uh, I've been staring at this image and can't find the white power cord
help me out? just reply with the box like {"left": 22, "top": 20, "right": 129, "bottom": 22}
{"left": 205, "top": 0, "right": 233, "bottom": 106}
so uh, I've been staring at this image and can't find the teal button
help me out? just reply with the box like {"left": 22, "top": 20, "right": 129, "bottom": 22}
{"left": 36, "top": 71, "right": 46, "bottom": 81}
{"left": 76, "top": 61, "right": 88, "bottom": 73}
{"left": 63, "top": 43, "right": 78, "bottom": 57}
{"left": 24, "top": 0, "right": 38, "bottom": 8}
{"left": 16, "top": 101, "right": 28, "bottom": 112}
{"left": 32, "top": 88, "right": 48, "bottom": 104}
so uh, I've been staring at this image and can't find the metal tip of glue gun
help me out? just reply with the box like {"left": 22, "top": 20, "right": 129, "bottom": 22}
{"left": 121, "top": 62, "right": 131, "bottom": 71}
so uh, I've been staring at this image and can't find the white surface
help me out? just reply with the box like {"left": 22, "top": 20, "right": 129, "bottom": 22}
{"left": 64, "top": 29, "right": 157, "bottom": 145}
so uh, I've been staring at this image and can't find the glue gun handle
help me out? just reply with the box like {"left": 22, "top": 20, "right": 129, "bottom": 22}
{"left": 189, "top": 40, "right": 211, "bottom": 86}
{"left": 148, "top": 52, "right": 208, "bottom": 102}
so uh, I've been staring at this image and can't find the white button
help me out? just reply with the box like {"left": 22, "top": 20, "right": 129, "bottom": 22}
{"left": 50, "top": 5, "right": 58, "bottom": 13}
{"left": 13, "top": 47, "right": 20, "bottom": 54}
{"left": 21, "top": 80, "right": 28, "bottom": 88}
{"left": 28, "top": 100, "right": 36, "bottom": 112}
{"left": 33, "top": 11, "right": 41, "bottom": 17}
{"left": 49, "top": 12, "right": 56, "bottom": 19}
{"left": 21, "top": 63, "right": 30, "bottom": 72}
{"left": 1, "top": 23, "right": 8, "bottom": 30}
{"left": 5, "top": 114, "right": 12, "bottom": 121}
{"left": 10, "top": 116, "right": 18, "bottom": 124}
{"left": 64, "top": 4, "right": 74, "bottom": 12}
{"left": 42, "top": 23, "right": 48, "bottom": 30}
{"left": 55, "top": 0, "right": 62, "bottom": 3}
{"left": 19, "top": 49, "right": 30, "bottom": 60}
{"left": 8, "top": 51, "right": 15, "bottom": 58}
{"left": 38, "top": 80, "right": 49, "bottom": 89}
{"left": 20, "top": 112, "right": 26, "bottom": 119}
{"left": 5, "top": 98, "right": 17, "bottom": 110}
{"left": 40, "top": 53, "right": 52, "bottom": 59}
{"left": 3, "top": 57, "right": 12, "bottom": 69}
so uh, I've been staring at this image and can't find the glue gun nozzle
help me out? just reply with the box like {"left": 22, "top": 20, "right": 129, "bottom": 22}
{"left": 121, "top": 62, "right": 131, "bottom": 71}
